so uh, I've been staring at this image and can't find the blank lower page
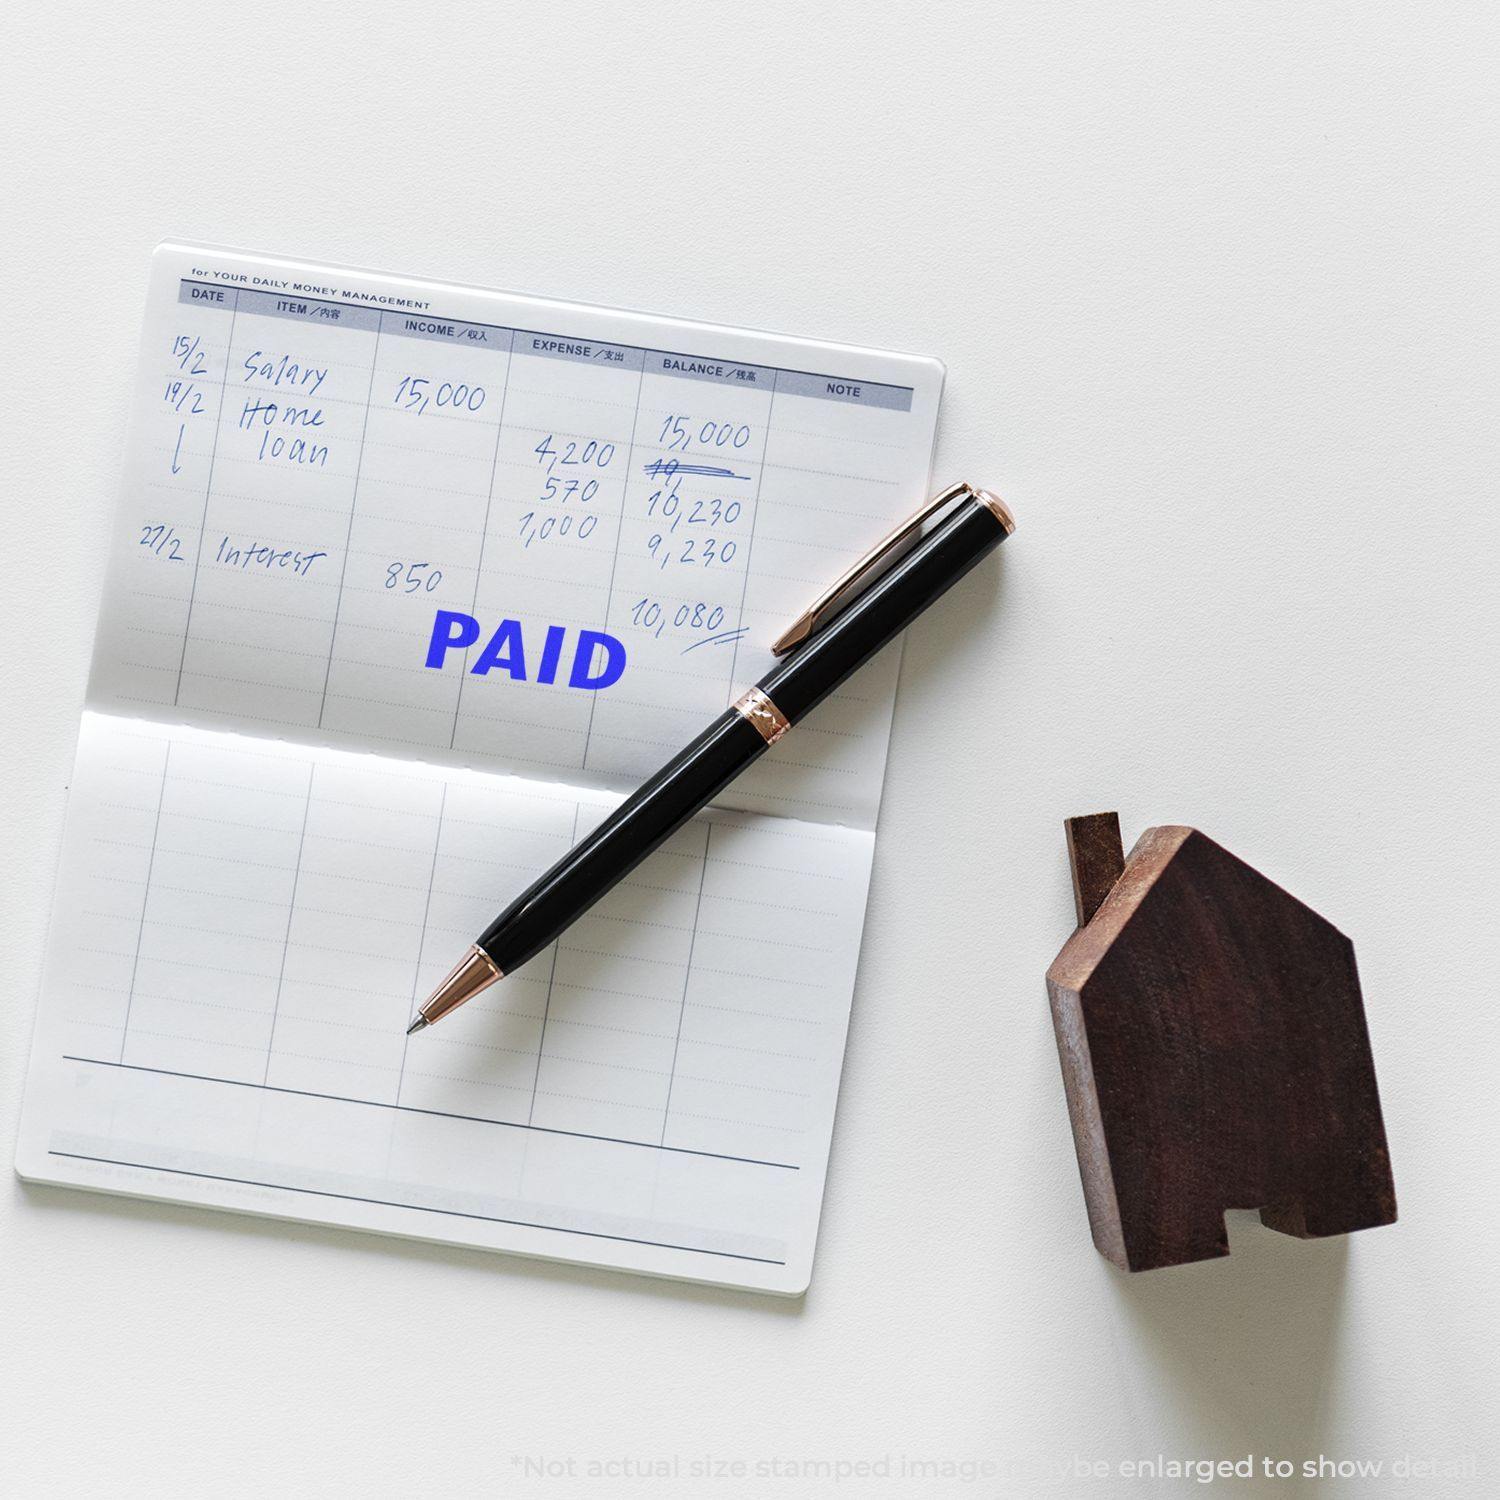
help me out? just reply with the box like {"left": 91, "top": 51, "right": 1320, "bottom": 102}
{"left": 17, "top": 246, "right": 942, "bottom": 1293}
{"left": 18, "top": 716, "right": 874, "bottom": 1293}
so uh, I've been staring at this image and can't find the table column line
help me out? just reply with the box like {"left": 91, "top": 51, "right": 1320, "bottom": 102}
{"left": 449, "top": 333, "right": 520, "bottom": 748}
{"left": 724, "top": 375, "right": 780, "bottom": 700}
{"left": 118, "top": 740, "right": 172, "bottom": 1064}
{"left": 527, "top": 802, "right": 584, "bottom": 1125}
{"left": 261, "top": 762, "right": 316, "bottom": 1085}
{"left": 314, "top": 320, "right": 385, "bottom": 727}
{"left": 659, "top": 821, "right": 713, "bottom": 1146}
{"left": 172, "top": 291, "right": 241, "bottom": 705}
{"left": 395, "top": 782, "right": 448, "bottom": 1107}
{"left": 579, "top": 362, "right": 649, "bottom": 771}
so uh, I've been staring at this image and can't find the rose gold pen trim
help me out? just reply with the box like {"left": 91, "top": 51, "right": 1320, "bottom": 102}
{"left": 408, "top": 944, "right": 504, "bottom": 1032}
{"left": 733, "top": 687, "right": 791, "bottom": 746}
{"left": 974, "top": 489, "right": 1016, "bottom": 535}
{"left": 770, "top": 481, "right": 986, "bottom": 656}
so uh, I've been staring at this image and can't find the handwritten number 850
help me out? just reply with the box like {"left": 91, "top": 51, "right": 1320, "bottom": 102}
{"left": 386, "top": 561, "right": 443, "bottom": 593}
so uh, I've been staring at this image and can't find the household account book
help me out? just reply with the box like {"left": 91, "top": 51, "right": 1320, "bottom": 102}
{"left": 15, "top": 244, "right": 943, "bottom": 1293}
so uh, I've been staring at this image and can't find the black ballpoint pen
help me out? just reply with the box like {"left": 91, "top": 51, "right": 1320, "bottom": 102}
{"left": 406, "top": 481, "right": 1015, "bottom": 1033}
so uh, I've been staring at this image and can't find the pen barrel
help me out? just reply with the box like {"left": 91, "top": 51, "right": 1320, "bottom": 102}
{"left": 756, "top": 496, "right": 1010, "bottom": 723}
{"left": 478, "top": 711, "right": 767, "bottom": 972}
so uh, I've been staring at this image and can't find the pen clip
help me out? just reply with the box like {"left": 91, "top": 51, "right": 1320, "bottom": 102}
{"left": 769, "top": 481, "right": 977, "bottom": 657}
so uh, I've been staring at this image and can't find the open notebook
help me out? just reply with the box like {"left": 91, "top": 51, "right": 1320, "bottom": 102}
{"left": 15, "top": 244, "right": 943, "bottom": 1293}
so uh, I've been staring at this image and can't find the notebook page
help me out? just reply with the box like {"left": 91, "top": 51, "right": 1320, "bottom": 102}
{"left": 19, "top": 247, "right": 943, "bottom": 1291}
{"left": 91, "top": 244, "right": 943, "bottom": 829}
{"left": 17, "top": 715, "right": 874, "bottom": 1293}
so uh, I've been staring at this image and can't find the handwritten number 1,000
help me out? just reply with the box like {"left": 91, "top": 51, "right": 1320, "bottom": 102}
{"left": 518, "top": 511, "right": 599, "bottom": 549}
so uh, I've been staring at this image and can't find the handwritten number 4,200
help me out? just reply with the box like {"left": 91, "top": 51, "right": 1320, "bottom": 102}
{"left": 534, "top": 434, "right": 615, "bottom": 475}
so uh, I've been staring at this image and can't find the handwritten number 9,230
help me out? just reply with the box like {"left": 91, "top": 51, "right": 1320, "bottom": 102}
{"left": 646, "top": 534, "right": 736, "bottom": 570}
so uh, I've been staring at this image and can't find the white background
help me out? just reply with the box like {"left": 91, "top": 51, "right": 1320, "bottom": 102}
{"left": 2, "top": 3, "right": 1495, "bottom": 1496}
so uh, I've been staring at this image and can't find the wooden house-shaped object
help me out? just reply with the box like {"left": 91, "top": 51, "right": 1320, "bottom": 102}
{"left": 1046, "top": 813, "right": 1396, "bottom": 1271}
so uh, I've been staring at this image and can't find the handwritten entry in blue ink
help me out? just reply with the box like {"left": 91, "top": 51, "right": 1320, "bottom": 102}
{"left": 94, "top": 245, "right": 942, "bottom": 826}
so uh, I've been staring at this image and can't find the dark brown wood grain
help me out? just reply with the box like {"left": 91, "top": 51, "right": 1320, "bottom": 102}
{"left": 1064, "top": 812, "right": 1124, "bottom": 927}
{"left": 1046, "top": 818, "right": 1397, "bottom": 1271}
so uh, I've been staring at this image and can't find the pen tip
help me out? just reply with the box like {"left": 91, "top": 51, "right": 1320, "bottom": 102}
{"left": 406, "top": 1015, "right": 428, "bottom": 1036}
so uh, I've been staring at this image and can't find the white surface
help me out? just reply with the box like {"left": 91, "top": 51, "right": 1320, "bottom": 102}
{"left": 1, "top": 2, "right": 1495, "bottom": 1495}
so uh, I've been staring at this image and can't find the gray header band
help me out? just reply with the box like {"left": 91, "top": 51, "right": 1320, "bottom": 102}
{"left": 176, "top": 280, "right": 913, "bottom": 408}
{"left": 512, "top": 332, "right": 645, "bottom": 372}
{"left": 643, "top": 350, "right": 776, "bottom": 391}
{"left": 380, "top": 313, "right": 514, "bottom": 352}
{"left": 774, "top": 368, "right": 912, "bottom": 411}
{"left": 179, "top": 282, "right": 381, "bottom": 332}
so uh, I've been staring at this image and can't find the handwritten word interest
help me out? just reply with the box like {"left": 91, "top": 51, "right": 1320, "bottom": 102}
{"left": 214, "top": 536, "right": 328, "bottom": 576}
